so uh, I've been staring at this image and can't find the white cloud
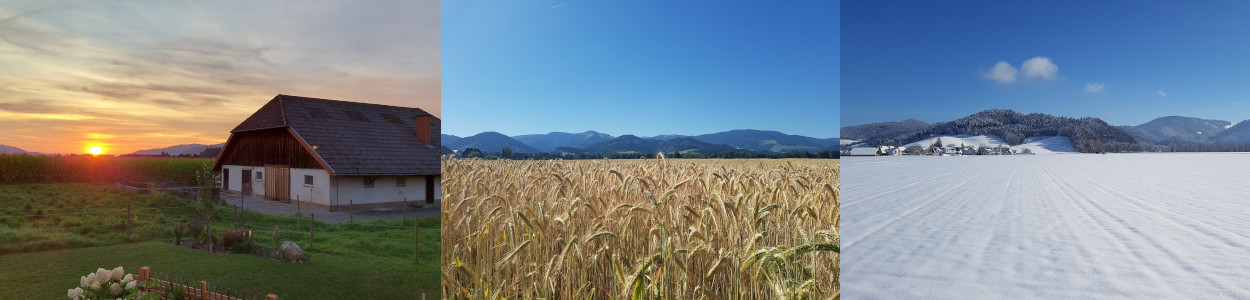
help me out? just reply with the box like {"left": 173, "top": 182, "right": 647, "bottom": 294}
{"left": 1084, "top": 82, "right": 1105, "bottom": 93}
{"left": 982, "top": 61, "right": 1018, "bottom": 84}
{"left": 1157, "top": 90, "right": 1167, "bottom": 97}
{"left": 1021, "top": 57, "right": 1058, "bottom": 80}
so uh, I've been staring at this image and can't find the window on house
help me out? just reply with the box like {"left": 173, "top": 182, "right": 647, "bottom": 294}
{"left": 396, "top": 176, "right": 406, "bottom": 187}
{"left": 379, "top": 113, "right": 405, "bottom": 125}
{"left": 304, "top": 175, "right": 313, "bottom": 186}
{"left": 345, "top": 110, "right": 370, "bottom": 122}
{"left": 364, "top": 176, "right": 376, "bottom": 188}
{"left": 306, "top": 107, "right": 332, "bottom": 119}
{"left": 255, "top": 171, "right": 263, "bottom": 180}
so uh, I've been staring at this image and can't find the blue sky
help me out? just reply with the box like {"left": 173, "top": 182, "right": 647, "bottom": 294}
{"left": 443, "top": 1, "right": 838, "bottom": 138}
{"left": 842, "top": 1, "right": 1250, "bottom": 127}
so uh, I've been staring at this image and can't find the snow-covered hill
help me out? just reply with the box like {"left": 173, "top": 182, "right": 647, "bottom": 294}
{"left": 899, "top": 134, "right": 1076, "bottom": 154}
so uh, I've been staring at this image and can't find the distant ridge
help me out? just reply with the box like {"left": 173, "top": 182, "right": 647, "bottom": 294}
{"left": 0, "top": 144, "right": 27, "bottom": 155}
{"left": 512, "top": 131, "right": 614, "bottom": 152}
{"left": 445, "top": 132, "right": 541, "bottom": 153}
{"left": 132, "top": 143, "right": 224, "bottom": 156}
{"left": 840, "top": 119, "right": 928, "bottom": 140}
{"left": 444, "top": 129, "right": 836, "bottom": 154}
{"left": 560, "top": 135, "right": 738, "bottom": 154}
{"left": 846, "top": 109, "right": 1138, "bottom": 153}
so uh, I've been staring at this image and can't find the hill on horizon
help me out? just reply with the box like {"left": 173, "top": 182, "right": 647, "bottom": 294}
{"left": 0, "top": 144, "right": 27, "bottom": 155}
{"left": 848, "top": 109, "right": 1139, "bottom": 153}
{"left": 446, "top": 129, "right": 834, "bottom": 154}
{"left": 132, "top": 143, "right": 224, "bottom": 156}
{"left": 444, "top": 132, "right": 541, "bottom": 153}
{"left": 512, "top": 131, "right": 615, "bottom": 152}
{"left": 559, "top": 135, "right": 740, "bottom": 154}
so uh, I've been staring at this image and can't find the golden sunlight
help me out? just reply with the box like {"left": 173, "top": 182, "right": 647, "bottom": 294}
{"left": 88, "top": 146, "right": 103, "bottom": 155}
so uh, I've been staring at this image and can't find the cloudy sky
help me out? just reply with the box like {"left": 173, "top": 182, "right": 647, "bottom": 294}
{"left": 443, "top": 1, "right": 838, "bottom": 138}
{"left": 843, "top": 1, "right": 1250, "bottom": 127}
{"left": 0, "top": 1, "right": 439, "bottom": 154}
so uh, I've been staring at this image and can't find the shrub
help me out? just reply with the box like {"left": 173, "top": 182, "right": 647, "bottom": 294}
{"left": 170, "top": 224, "right": 187, "bottom": 245}
{"left": 222, "top": 229, "right": 253, "bottom": 253}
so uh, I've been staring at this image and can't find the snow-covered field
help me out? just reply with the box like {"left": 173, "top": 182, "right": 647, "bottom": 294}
{"left": 842, "top": 153, "right": 1250, "bottom": 299}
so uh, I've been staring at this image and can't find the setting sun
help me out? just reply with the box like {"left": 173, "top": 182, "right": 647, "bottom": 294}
{"left": 88, "top": 146, "right": 103, "bottom": 155}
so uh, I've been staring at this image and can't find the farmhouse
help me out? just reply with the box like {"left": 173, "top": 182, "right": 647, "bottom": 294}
{"left": 847, "top": 147, "right": 881, "bottom": 156}
{"left": 211, "top": 95, "right": 440, "bottom": 210}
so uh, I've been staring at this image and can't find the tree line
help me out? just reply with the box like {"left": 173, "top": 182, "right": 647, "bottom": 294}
{"left": 454, "top": 146, "right": 839, "bottom": 160}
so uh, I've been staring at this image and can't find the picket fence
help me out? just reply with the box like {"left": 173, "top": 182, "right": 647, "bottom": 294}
{"left": 138, "top": 266, "right": 277, "bottom": 300}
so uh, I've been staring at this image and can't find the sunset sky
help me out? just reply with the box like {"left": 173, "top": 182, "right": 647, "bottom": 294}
{"left": 0, "top": 1, "right": 439, "bottom": 154}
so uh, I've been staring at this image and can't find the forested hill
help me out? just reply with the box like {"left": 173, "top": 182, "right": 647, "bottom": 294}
{"left": 839, "top": 119, "right": 928, "bottom": 140}
{"left": 857, "top": 109, "right": 1141, "bottom": 153}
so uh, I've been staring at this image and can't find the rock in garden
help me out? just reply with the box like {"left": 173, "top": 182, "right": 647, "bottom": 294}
{"left": 279, "top": 241, "right": 306, "bottom": 262}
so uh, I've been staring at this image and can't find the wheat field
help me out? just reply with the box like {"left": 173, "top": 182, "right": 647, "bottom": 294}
{"left": 441, "top": 158, "right": 839, "bottom": 299}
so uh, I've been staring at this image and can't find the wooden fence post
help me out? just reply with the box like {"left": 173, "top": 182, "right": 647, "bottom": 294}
{"left": 349, "top": 199, "right": 353, "bottom": 223}
{"left": 420, "top": 221, "right": 425, "bottom": 263}
{"left": 200, "top": 281, "right": 207, "bottom": 299}
{"left": 403, "top": 197, "right": 407, "bottom": 222}
{"left": 267, "top": 294, "right": 278, "bottom": 300}
{"left": 126, "top": 204, "right": 132, "bottom": 242}
{"left": 207, "top": 212, "right": 212, "bottom": 253}
{"left": 309, "top": 213, "right": 315, "bottom": 251}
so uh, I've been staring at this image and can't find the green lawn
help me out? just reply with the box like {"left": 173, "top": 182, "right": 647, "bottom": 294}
{"left": 0, "top": 240, "right": 440, "bottom": 299}
{"left": 0, "top": 183, "right": 442, "bottom": 299}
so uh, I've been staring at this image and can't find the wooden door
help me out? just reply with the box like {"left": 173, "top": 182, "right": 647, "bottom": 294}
{"left": 241, "top": 170, "right": 252, "bottom": 196}
{"left": 425, "top": 176, "right": 435, "bottom": 204}
{"left": 264, "top": 165, "right": 291, "bottom": 201}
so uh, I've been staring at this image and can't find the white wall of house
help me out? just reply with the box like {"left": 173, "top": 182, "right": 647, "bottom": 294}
{"left": 334, "top": 175, "right": 438, "bottom": 205}
{"left": 222, "top": 165, "right": 242, "bottom": 193}
{"left": 221, "top": 165, "right": 267, "bottom": 197}
{"left": 223, "top": 166, "right": 440, "bottom": 207}
{"left": 249, "top": 168, "right": 265, "bottom": 197}
{"left": 289, "top": 168, "right": 332, "bottom": 206}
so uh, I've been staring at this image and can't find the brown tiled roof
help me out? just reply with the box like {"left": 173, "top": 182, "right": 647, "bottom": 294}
{"left": 231, "top": 94, "right": 440, "bottom": 176}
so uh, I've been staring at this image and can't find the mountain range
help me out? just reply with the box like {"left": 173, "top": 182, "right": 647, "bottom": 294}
{"left": 844, "top": 110, "right": 1250, "bottom": 153}
{"left": 1116, "top": 116, "right": 1249, "bottom": 144}
{"left": 442, "top": 130, "right": 838, "bottom": 154}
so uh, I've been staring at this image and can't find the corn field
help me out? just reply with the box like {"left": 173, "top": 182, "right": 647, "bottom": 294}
{"left": 0, "top": 155, "right": 210, "bottom": 184}
{"left": 441, "top": 158, "right": 839, "bottom": 299}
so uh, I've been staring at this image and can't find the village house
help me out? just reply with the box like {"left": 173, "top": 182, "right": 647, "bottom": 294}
{"left": 847, "top": 147, "right": 882, "bottom": 156}
{"left": 211, "top": 95, "right": 441, "bottom": 210}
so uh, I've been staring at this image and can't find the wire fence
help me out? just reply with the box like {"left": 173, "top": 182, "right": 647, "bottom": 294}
{"left": 1, "top": 182, "right": 441, "bottom": 264}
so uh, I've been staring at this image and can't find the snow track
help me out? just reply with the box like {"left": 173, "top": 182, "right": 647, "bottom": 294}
{"left": 842, "top": 153, "right": 1250, "bottom": 299}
